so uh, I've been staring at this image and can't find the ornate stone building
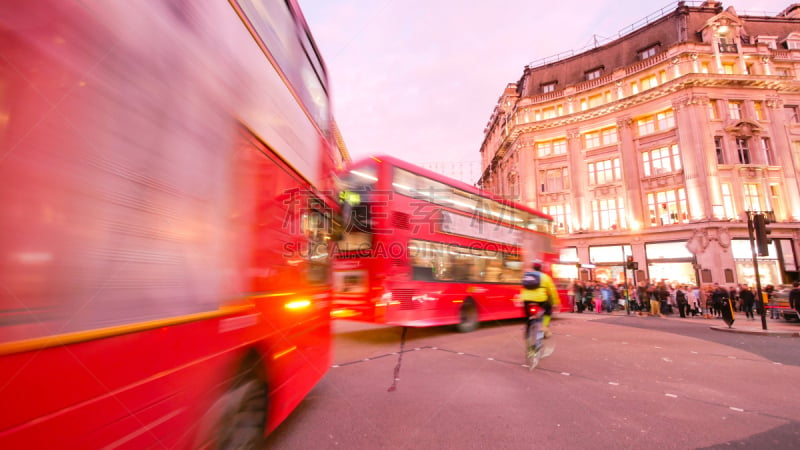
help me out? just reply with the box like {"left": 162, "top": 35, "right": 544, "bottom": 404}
{"left": 478, "top": 1, "right": 800, "bottom": 288}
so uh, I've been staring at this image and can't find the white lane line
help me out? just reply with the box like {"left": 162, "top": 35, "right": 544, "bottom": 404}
{"left": 561, "top": 372, "right": 571, "bottom": 376}
{"left": 665, "top": 393, "right": 678, "bottom": 398}
{"left": 729, "top": 406, "right": 744, "bottom": 412}
{"left": 608, "top": 382, "right": 620, "bottom": 386}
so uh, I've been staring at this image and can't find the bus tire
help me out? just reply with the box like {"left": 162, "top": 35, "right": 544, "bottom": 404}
{"left": 197, "top": 353, "right": 268, "bottom": 449}
{"left": 457, "top": 298, "right": 479, "bottom": 333}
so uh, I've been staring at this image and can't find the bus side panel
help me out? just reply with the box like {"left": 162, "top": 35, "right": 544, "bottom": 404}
{"left": 0, "top": 314, "right": 256, "bottom": 449}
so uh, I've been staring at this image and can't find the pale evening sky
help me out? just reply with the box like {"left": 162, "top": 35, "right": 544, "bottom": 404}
{"left": 298, "top": 0, "right": 791, "bottom": 176}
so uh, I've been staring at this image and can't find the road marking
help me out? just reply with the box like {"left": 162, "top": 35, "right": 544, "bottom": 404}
{"left": 457, "top": 352, "right": 464, "bottom": 355}
{"left": 655, "top": 346, "right": 663, "bottom": 349}
{"left": 690, "top": 351, "right": 698, "bottom": 354}
{"left": 608, "top": 382, "right": 620, "bottom": 386}
{"left": 729, "top": 407, "right": 744, "bottom": 412}
{"left": 488, "top": 357, "right": 495, "bottom": 361}
{"left": 665, "top": 393, "right": 678, "bottom": 398}
{"left": 332, "top": 364, "right": 340, "bottom": 368}
{"left": 728, "top": 356, "right": 736, "bottom": 359}
{"left": 561, "top": 372, "right": 570, "bottom": 376}
{"left": 773, "top": 362, "right": 783, "bottom": 365}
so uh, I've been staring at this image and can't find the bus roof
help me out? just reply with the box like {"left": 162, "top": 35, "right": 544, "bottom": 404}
{"left": 346, "top": 155, "right": 553, "bottom": 222}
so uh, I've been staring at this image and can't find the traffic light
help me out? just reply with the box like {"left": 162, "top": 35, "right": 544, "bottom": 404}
{"left": 626, "top": 256, "right": 634, "bottom": 270}
{"left": 754, "top": 213, "right": 772, "bottom": 256}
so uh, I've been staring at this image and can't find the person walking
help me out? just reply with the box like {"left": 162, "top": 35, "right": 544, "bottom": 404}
{"left": 675, "top": 285, "right": 689, "bottom": 318}
{"left": 789, "top": 281, "right": 800, "bottom": 315}
{"left": 739, "top": 284, "right": 755, "bottom": 320}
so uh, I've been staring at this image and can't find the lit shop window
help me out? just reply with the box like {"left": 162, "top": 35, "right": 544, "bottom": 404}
{"left": 647, "top": 189, "right": 688, "bottom": 226}
{"left": 642, "top": 144, "right": 681, "bottom": 176}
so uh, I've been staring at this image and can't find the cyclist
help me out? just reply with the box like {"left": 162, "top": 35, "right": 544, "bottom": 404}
{"left": 520, "top": 260, "right": 560, "bottom": 339}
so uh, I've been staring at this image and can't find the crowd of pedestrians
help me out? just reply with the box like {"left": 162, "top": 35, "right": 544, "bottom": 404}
{"left": 569, "top": 279, "right": 799, "bottom": 321}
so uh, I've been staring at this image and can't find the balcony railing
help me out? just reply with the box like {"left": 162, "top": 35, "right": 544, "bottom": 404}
{"left": 719, "top": 43, "right": 738, "bottom": 53}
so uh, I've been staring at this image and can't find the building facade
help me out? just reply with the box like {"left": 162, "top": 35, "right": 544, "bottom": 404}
{"left": 478, "top": 1, "right": 800, "bottom": 289}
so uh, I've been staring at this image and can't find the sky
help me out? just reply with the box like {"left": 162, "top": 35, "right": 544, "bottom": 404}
{"left": 297, "top": 0, "right": 791, "bottom": 176}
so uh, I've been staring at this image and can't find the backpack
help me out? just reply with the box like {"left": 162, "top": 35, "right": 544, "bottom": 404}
{"left": 521, "top": 271, "right": 541, "bottom": 290}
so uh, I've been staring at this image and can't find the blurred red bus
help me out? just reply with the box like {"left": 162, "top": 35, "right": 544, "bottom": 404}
{"left": 0, "top": 1, "right": 340, "bottom": 448}
{"left": 331, "top": 155, "right": 560, "bottom": 332}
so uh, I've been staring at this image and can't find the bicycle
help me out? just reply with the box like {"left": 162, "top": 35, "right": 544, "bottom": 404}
{"left": 525, "top": 301, "right": 554, "bottom": 370}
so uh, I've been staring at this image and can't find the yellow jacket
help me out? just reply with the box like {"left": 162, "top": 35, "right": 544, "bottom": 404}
{"left": 520, "top": 271, "right": 560, "bottom": 305}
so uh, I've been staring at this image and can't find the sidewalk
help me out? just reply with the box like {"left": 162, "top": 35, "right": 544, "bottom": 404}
{"left": 561, "top": 309, "right": 800, "bottom": 337}
{"left": 708, "top": 316, "right": 800, "bottom": 337}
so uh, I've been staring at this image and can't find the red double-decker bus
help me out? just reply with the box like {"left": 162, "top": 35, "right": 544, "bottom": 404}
{"left": 331, "top": 156, "right": 560, "bottom": 332}
{"left": 1, "top": 1, "right": 340, "bottom": 447}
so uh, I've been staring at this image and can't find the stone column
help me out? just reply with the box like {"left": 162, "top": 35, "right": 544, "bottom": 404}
{"left": 567, "top": 128, "right": 588, "bottom": 230}
{"left": 616, "top": 117, "right": 644, "bottom": 228}
{"left": 766, "top": 96, "right": 800, "bottom": 220}
{"left": 673, "top": 94, "right": 721, "bottom": 220}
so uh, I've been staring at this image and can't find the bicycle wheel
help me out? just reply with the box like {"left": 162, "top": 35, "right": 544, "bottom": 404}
{"left": 526, "top": 318, "right": 541, "bottom": 370}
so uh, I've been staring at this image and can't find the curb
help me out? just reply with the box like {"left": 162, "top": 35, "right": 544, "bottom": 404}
{"left": 709, "top": 326, "right": 800, "bottom": 337}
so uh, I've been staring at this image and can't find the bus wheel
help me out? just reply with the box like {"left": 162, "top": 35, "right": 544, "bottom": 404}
{"left": 457, "top": 299, "right": 479, "bottom": 333}
{"left": 215, "top": 360, "right": 268, "bottom": 450}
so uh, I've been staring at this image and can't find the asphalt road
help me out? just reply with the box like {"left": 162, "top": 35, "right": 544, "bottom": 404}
{"left": 264, "top": 313, "right": 800, "bottom": 449}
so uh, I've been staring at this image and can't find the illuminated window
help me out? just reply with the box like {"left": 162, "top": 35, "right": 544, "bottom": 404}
{"left": 543, "top": 107, "right": 556, "bottom": 119}
{"left": 642, "top": 144, "right": 681, "bottom": 176}
{"left": 754, "top": 101, "right": 765, "bottom": 120}
{"left": 770, "top": 184, "right": 784, "bottom": 219}
{"left": 588, "top": 158, "right": 621, "bottom": 185}
{"left": 728, "top": 101, "right": 743, "bottom": 120}
{"left": 647, "top": 189, "right": 688, "bottom": 226}
{"left": 601, "top": 128, "right": 618, "bottom": 145}
{"left": 552, "top": 139, "right": 567, "bottom": 155}
{"left": 721, "top": 184, "right": 736, "bottom": 219}
{"left": 743, "top": 183, "right": 762, "bottom": 211}
{"left": 637, "top": 109, "right": 674, "bottom": 136}
{"left": 722, "top": 63, "right": 735, "bottom": 74}
{"left": 541, "top": 168, "right": 569, "bottom": 193}
{"left": 641, "top": 74, "right": 658, "bottom": 90}
{"left": 709, "top": 100, "right": 719, "bottom": 120}
{"left": 584, "top": 131, "right": 601, "bottom": 149}
{"left": 588, "top": 94, "right": 603, "bottom": 108}
{"left": 542, "top": 82, "right": 557, "bottom": 93}
{"left": 544, "top": 204, "right": 572, "bottom": 233}
{"left": 592, "top": 197, "right": 626, "bottom": 230}
{"left": 630, "top": 82, "right": 639, "bottom": 95}
{"left": 537, "top": 138, "right": 567, "bottom": 157}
